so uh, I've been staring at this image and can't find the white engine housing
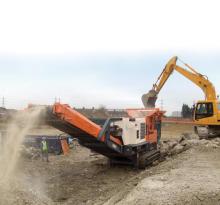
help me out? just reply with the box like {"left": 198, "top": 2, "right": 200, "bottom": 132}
{"left": 113, "top": 118, "right": 146, "bottom": 145}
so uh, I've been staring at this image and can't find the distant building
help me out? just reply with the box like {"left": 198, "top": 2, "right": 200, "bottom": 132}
{"left": 74, "top": 107, "right": 128, "bottom": 118}
{"left": 0, "top": 107, "right": 17, "bottom": 121}
{"left": 171, "top": 111, "right": 182, "bottom": 117}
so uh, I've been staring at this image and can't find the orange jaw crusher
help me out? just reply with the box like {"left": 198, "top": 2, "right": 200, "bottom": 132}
{"left": 44, "top": 103, "right": 163, "bottom": 168}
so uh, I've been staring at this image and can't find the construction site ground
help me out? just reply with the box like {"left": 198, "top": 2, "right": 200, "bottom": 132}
{"left": 1, "top": 123, "right": 220, "bottom": 205}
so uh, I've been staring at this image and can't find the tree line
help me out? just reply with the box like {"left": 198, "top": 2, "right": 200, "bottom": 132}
{"left": 181, "top": 104, "right": 194, "bottom": 118}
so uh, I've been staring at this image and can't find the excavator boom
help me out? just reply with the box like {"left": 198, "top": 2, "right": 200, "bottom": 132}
{"left": 142, "top": 56, "right": 216, "bottom": 108}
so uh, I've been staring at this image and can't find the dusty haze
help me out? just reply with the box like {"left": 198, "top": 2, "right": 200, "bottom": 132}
{"left": 0, "top": 106, "right": 51, "bottom": 205}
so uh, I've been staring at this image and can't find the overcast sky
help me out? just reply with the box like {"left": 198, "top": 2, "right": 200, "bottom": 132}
{"left": 0, "top": 0, "right": 220, "bottom": 114}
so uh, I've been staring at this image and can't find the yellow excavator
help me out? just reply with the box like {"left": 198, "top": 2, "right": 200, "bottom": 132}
{"left": 142, "top": 56, "right": 220, "bottom": 139}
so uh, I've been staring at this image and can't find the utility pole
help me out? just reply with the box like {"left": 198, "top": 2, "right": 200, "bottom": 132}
{"left": 2, "top": 97, "right": 5, "bottom": 108}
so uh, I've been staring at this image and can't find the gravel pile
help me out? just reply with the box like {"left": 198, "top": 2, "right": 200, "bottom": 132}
{"left": 160, "top": 133, "right": 220, "bottom": 159}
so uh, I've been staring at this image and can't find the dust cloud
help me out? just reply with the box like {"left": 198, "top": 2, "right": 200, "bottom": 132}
{"left": 0, "top": 106, "right": 50, "bottom": 205}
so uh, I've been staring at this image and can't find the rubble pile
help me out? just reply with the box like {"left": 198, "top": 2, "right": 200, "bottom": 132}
{"left": 160, "top": 133, "right": 192, "bottom": 157}
{"left": 189, "top": 138, "right": 220, "bottom": 148}
{"left": 160, "top": 133, "right": 220, "bottom": 158}
{"left": 19, "top": 145, "right": 41, "bottom": 160}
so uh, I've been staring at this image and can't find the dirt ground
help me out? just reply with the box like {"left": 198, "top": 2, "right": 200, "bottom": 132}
{"left": 1, "top": 123, "right": 220, "bottom": 205}
{"left": 161, "top": 123, "right": 195, "bottom": 140}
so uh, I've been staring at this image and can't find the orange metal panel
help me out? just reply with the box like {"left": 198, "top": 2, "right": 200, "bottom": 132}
{"left": 61, "top": 139, "right": 70, "bottom": 155}
{"left": 127, "top": 108, "right": 163, "bottom": 144}
{"left": 53, "top": 103, "right": 122, "bottom": 145}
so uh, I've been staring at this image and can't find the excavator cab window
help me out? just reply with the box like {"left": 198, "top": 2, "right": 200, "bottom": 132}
{"left": 195, "top": 103, "right": 213, "bottom": 120}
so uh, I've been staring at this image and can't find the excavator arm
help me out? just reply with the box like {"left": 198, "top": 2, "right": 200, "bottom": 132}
{"left": 142, "top": 56, "right": 217, "bottom": 108}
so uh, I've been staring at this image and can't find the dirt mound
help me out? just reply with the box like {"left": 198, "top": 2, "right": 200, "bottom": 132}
{"left": 160, "top": 133, "right": 220, "bottom": 159}
{"left": 103, "top": 141, "right": 220, "bottom": 205}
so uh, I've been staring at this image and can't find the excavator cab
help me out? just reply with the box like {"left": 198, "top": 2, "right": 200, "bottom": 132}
{"left": 194, "top": 102, "right": 214, "bottom": 120}
{"left": 194, "top": 100, "right": 220, "bottom": 138}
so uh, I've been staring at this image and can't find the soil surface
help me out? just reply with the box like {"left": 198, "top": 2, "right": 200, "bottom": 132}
{"left": 1, "top": 123, "right": 220, "bottom": 205}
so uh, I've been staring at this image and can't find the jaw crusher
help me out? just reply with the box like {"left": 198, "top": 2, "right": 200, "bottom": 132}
{"left": 43, "top": 103, "right": 163, "bottom": 168}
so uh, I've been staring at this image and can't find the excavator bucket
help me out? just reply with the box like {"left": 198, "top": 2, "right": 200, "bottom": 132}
{"left": 142, "top": 90, "right": 158, "bottom": 108}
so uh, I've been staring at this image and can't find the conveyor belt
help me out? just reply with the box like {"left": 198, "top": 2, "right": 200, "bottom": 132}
{"left": 42, "top": 103, "right": 160, "bottom": 167}
{"left": 44, "top": 104, "right": 135, "bottom": 163}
